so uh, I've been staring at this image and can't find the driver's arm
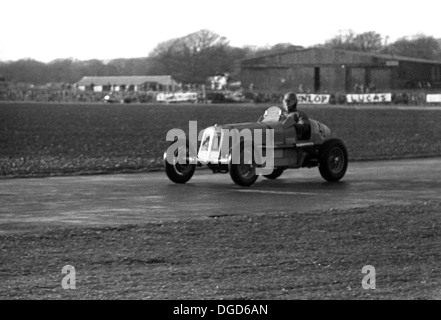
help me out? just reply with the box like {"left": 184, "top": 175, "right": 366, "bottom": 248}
{"left": 297, "top": 111, "right": 310, "bottom": 125}
{"left": 281, "top": 113, "right": 295, "bottom": 128}
{"left": 295, "top": 111, "right": 311, "bottom": 140}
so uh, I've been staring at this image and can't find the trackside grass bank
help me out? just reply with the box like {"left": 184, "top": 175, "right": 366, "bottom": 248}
{"left": 1, "top": 102, "right": 441, "bottom": 178}
{"left": 0, "top": 201, "right": 440, "bottom": 299}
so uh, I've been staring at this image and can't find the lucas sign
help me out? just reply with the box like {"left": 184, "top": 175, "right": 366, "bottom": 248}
{"left": 346, "top": 93, "right": 392, "bottom": 103}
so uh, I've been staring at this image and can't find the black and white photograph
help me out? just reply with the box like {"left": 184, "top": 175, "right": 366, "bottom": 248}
{"left": 1, "top": 0, "right": 440, "bottom": 306}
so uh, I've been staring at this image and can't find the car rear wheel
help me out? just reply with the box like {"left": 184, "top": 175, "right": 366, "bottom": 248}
{"left": 163, "top": 142, "right": 196, "bottom": 184}
{"left": 263, "top": 168, "right": 285, "bottom": 180}
{"left": 228, "top": 145, "right": 258, "bottom": 186}
{"left": 318, "top": 139, "right": 348, "bottom": 182}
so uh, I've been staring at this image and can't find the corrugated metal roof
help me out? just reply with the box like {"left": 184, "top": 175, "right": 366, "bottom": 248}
{"left": 241, "top": 48, "right": 441, "bottom": 65}
{"left": 339, "top": 49, "right": 441, "bottom": 65}
{"left": 76, "top": 76, "right": 178, "bottom": 86}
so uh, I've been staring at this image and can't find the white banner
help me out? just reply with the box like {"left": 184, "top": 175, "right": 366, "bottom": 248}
{"left": 346, "top": 93, "right": 392, "bottom": 103}
{"left": 297, "top": 94, "right": 330, "bottom": 104}
{"left": 426, "top": 94, "right": 441, "bottom": 103}
{"left": 157, "top": 92, "right": 198, "bottom": 102}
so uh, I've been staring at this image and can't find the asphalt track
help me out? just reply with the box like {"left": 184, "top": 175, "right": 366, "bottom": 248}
{"left": 1, "top": 157, "right": 441, "bottom": 233}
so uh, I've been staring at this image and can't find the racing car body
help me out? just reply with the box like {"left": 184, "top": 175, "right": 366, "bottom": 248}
{"left": 164, "top": 106, "right": 348, "bottom": 186}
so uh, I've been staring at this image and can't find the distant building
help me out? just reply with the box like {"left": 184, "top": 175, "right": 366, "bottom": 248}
{"left": 75, "top": 76, "right": 178, "bottom": 92}
{"left": 0, "top": 74, "right": 7, "bottom": 90}
{"left": 208, "top": 73, "right": 230, "bottom": 90}
{"left": 240, "top": 48, "right": 441, "bottom": 93}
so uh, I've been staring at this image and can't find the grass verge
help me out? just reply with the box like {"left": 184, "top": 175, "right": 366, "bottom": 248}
{"left": 1, "top": 201, "right": 440, "bottom": 300}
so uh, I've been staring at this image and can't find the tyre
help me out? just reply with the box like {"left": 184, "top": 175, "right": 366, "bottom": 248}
{"left": 263, "top": 168, "right": 285, "bottom": 180}
{"left": 228, "top": 144, "right": 258, "bottom": 187}
{"left": 163, "top": 142, "right": 196, "bottom": 184}
{"left": 318, "top": 139, "right": 348, "bottom": 182}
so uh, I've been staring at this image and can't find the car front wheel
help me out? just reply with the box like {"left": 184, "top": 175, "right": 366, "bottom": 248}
{"left": 163, "top": 142, "right": 196, "bottom": 184}
{"left": 228, "top": 145, "right": 258, "bottom": 187}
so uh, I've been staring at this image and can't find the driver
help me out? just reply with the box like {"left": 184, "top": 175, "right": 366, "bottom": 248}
{"left": 281, "top": 92, "right": 311, "bottom": 140}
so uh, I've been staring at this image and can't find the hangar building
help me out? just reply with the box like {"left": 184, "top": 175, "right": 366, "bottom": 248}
{"left": 75, "top": 75, "right": 178, "bottom": 92}
{"left": 240, "top": 48, "right": 441, "bottom": 93}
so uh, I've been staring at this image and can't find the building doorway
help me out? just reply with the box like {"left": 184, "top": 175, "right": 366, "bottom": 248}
{"left": 314, "top": 67, "right": 320, "bottom": 92}
{"left": 346, "top": 67, "right": 366, "bottom": 92}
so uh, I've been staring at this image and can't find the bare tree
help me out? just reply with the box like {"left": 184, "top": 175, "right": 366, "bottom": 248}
{"left": 382, "top": 34, "right": 441, "bottom": 60}
{"left": 321, "top": 29, "right": 383, "bottom": 52}
{"left": 149, "top": 29, "right": 231, "bottom": 83}
{"left": 353, "top": 32, "right": 383, "bottom": 52}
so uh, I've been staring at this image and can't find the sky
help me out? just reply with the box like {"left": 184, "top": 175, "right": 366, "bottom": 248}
{"left": 1, "top": 0, "right": 441, "bottom": 63}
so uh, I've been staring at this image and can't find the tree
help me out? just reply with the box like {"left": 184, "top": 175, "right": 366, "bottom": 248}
{"left": 321, "top": 30, "right": 383, "bottom": 52}
{"left": 46, "top": 59, "right": 82, "bottom": 83}
{"left": 106, "top": 58, "right": 152, "bottom": 76}
{"left": 382, "top": 34, "right": 441, "bottom": 60}
{"left": 149, "top": 29, "right": 232, "bottom": 83}
{"left": 353, "top": 32, "right": 383, "bottom": 52}
{"left": 321, "top": 29, "right": 357, "bottom": 51}
{"left": 0, "top": 59, "right": 47, "bottom": 84}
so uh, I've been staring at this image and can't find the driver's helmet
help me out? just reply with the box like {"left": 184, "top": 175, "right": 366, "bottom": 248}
{"left": 283, "top": 92, "right": 298, "bottom": 112}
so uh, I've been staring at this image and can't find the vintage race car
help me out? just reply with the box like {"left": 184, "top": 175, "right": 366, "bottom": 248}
{"left": 164, "top": 105, "right": 348, "bottom": 186}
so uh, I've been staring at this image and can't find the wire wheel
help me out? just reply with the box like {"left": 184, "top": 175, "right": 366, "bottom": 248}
{"left": 327, "top": 146, "right": 346, "bottom": 175}
{"left": 318, "top": 139, "right": 348, "bottom": 182}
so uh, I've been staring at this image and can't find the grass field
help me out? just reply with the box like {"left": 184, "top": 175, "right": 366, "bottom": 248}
{"left": 1, "top": 102, "right": 441, "bottom": 177}
{"left": 1, "top": 201, "right": 440, "bottom": 299}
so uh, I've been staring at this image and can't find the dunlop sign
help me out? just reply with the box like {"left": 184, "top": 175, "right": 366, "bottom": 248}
{"left": 346, "top": 93, "right": 392, "bottom": 103}
{"left": 297, "top": 94, "right": 331, "bottom": 104}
